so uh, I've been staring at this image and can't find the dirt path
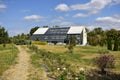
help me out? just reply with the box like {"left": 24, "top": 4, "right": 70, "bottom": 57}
{"left": 0, "top": 46, "right": 30, "bottom": 80}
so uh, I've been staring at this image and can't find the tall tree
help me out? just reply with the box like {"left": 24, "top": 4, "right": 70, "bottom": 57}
{"left": 88, "top": 27, "right": 105, "bottom": 46}
{"left": 113, "top": 30, "right": 120, "bottom": 51}
{"left": 106, "top": 29, "right": 120, "bottom": 51}
{"left": 0, "top": 26, "right": 9, "bottom": 47}
{"left": 29, "top": 26, "right": 39, "bottom": 36}
{"left": 68, "top": 36, "right": 76, "bottom": 53}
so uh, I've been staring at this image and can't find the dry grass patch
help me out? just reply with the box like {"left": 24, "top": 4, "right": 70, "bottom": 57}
{"left": 0, "top": 44, "right": 18, "bottom": 76}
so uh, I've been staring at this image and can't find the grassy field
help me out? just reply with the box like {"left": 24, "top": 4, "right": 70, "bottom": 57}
{"left": 0, "top": 44, "right": 18, "bottom": 76}
{"left": 28, "top": 44, "right": 120, "bottom": 79}
{"left": 36, "top": 45, "right": 120, "bottom": 72}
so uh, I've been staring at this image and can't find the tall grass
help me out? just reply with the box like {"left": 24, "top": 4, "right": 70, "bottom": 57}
{"left": 28, "top": 45, "right": 120, "bottom": 79}
{"left": 0, "top": 44, "right": 18, "bottom": 76}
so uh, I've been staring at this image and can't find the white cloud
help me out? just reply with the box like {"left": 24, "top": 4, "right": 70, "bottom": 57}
{"left": 71, "top": 0, "right": 111, "bottom": 11}
{"left": 51, "top": 16, "right": 64, "bottom": 23}
{"left": 24, "top": 15, "right": 44, "bottom": 22}
{"left": 111, "top": 0, "right": 120, "bottom": 5}
{"left": 55, "top": 0, "right": 120, "bottom": 18}
{"left": 115, "top": 0, "right": 120, "bottom": 4}
{"left": 73, "top": 13, "right": 88, "bottom": 18}
{"left": 60, "top": 21, "right": 75, "bottom": 26}
{"left": 94, "top": 14, "right": 120, "bottom": 30}
{"left": 0, "top": 4, "right": 7, "bottom": 9}
{"left": 50, "top": 16, "right": 77, "bottom": 26}
{"left": 71, "top": 0, "right": 112, "bottom": 17}
{"left": 65, "top": 14, "right": 69, "bottom": 17}
{"left": 55, "top": 3, "right": 69, "bottom": 11}
{"left": 96, "top": 16, "right": 120, "bottom": 23}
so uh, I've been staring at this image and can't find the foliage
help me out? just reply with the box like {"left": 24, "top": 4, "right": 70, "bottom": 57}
{"left": 95, "top": 54, "right": 115, "bottom": 74}
{"left": 14, "top": 39, "right": 31, "bottom": 45}
{"left": 29, "top": 26, "right": 39, "bottom": 36}
{"left": 0, "top": 26, "right": 9, "bottom": 46}
{"left": 78, "top": 70, "right": 86, "bottom": 80}
{"left": 0, "top": 44, "right": 18, "bottom": 75}
{"left": 68, "top": 36, "right": 76, "bottom": 53}
{"left": 43, "top": 25, "right": 49, "bottom": 28}
{"left": 107, "top": 37, "right": 112, "bottom": 50}
{"left": 28, "top": 44, "right": 120, "bottom": 80}
{"left": 57, "top": 71, "right": 67, "bottom": 80}
{"left": 28, "top": 45, "right": 88, "bottom": 80}
{"left": 69, "top": 36, "right": 76, "bottom": 46}
{"left": 35, "top": 37, "right": 40, "bottom": 41}
{"left": 68, "top": 45, "right": 74, "bottom": 53}
{"left": 88, "top": 27, "right": 106, "bottom": 46}
{"left": 28, "top": 45, "right": 38, "bottom": 52}
{"left": 106, "top": 29, "right": 120, "bottom": 51}
{"left": 13, "top": 33, "right": 30, "bottom": 40}
{"left": 113, "top": 31, "right": 120, "bottom": 51}
{"left": 98, "top": 49, "right": 109, "bottom": 54}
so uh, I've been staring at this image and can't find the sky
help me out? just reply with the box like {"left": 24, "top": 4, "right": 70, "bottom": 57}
{"left": 0, "top": 0, "right": 120, "bottom": 36}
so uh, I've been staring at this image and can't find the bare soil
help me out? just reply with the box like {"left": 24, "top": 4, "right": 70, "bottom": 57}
{"left": 0, "top": 46, "right": 30, "bottom": 80}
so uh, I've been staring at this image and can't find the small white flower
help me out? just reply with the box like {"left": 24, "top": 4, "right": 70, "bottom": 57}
{"left": 75, "top": 77, "right": 78, "bottom": 80}
{"left": 57, "top": 68, "right": 60, "bottom": 70}
{"left": 63, "top": 67, "right": 66, "bottom": 70}
{"left": 80, "top": 68, "right": 84, "bottom": 71}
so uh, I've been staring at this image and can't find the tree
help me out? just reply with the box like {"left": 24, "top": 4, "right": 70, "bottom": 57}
{"left": 0, "top": 26, "right": 9, "bottom": 47}
{"left": 113, "top": 30, "right": 120, "bottom": 51}
{"left": 68, "top": 36, "right": 76, "bottom": 53}
{"left": 43, "top": 25, "right": 49, "bottom": 28}
{"left": 69, "top": 36, "right": 76, "bottom": 46}
{"left": 107, "top": 37, "right": 112, "bottom": 50}
{"left": 88, "top": 27, "right": 105, "bottom": 46}
{"left": 13, "top": 33, "right": 29, "bottom": 40}
{"left": 106, "top": 29, "right": 120, "bottom": 51}
{"left": 29, "top": 26, "right": 39, "bottom": 36}
{"left": 93, "top": 27, "right": 104, "bottom": 34}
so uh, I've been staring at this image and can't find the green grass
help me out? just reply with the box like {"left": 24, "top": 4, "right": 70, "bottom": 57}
{"left": 0, "top": 44, "right": 18, "bottom": 76}
{"left": 28, "top": 45, "right": 120, "bottom": 79}
{"left": 36, "top": 45, "right": 120, "bottom": 70}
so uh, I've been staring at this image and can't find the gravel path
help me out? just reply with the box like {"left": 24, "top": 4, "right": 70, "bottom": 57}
{"left": 0, "top": 46, "right": 30, "bottom": 80}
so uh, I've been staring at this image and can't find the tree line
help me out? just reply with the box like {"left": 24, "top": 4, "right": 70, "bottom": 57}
{"left": 0, "top": 25, "right": 120, "bottom": 51}
{"left": 88, "top": 27, "right": 120, "bottom": 51}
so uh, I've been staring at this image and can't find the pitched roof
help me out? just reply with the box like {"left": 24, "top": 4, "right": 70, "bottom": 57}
{"left": 33, "top": 26, "right": 85, "bottom": 35}
{"left": 33, "top": 28, "right": 49, "bottom": 34}
{"left": 67, "top": 26, "right": 84, "bottom": 34}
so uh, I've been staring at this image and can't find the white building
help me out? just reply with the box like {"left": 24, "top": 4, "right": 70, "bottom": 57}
{"left": 30, "top": 26, "right": 87, "bottom": 45}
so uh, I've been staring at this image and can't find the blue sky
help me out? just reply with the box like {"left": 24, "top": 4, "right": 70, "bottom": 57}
{"left": 0, "top": 0, "right": 120, "bottom": 36}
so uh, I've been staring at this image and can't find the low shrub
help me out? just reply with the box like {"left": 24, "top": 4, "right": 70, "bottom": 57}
{"left": 98, "top": 49, "right": 109, "bottom": 54}
{"left": 95, "top": 54, "right": 115, "bottom": 74}
{"left": 28, "top": 45, "right": 87, "bottom": 80}
{"left": 28, "top": 45, "right": 38, "bottom": 52}
{"left": 14, "top": 39, "right": 31, "bottom": 45}
{"left": 32, "top": 41, "right": 47, "bottom": 45}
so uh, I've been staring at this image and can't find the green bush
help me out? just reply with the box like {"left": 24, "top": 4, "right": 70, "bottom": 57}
{"left": 98, "top": 49, "right": 109, "bottom": 54}
{"left": 28, "top": 45, "right": 38, "bottom": 52}
{"left": 14, "top": 39, "right": 31, "bottom": 45}
{"left": 28, "top": 45, "right": 87, "bottom": 80}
